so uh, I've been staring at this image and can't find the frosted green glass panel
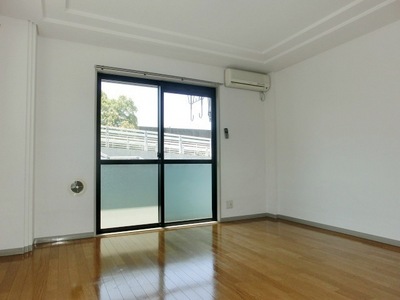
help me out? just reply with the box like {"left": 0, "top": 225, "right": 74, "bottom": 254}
{"left": 101, "top": 165, "right": 158, "bottom": 229}
{"left": 165, "top": 164, "right": 212, "bottom": 222}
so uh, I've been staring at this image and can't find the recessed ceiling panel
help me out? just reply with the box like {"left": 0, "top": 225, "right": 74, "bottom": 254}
{"left": 2, "top": 0, "right": 400, "bottom": 72}
{"left": 67, "top": 0, "right": 351, "bottom": 51}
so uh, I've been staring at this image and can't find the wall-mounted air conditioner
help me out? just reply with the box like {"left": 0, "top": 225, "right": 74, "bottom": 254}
{"left": 224, "top": 68, "right": 270, "bottom": 92}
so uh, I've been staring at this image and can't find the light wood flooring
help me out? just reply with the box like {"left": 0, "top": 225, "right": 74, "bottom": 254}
{"left": 1, "top": 218, "right": 400, "bottom": 299}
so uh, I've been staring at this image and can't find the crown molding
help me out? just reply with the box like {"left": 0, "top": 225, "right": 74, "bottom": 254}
{"left": 29, "top": 0, "right": 400, "bottom": 71}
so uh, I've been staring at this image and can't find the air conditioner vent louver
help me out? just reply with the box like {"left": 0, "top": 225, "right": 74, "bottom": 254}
{"left": 225, "top": 69, "right": 270, "bottom": 92}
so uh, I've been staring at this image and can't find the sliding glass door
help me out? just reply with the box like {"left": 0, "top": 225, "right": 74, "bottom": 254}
{"left": 163, "top": 91, "right": 213, "bottom": 222}
{"left": 97, "top": 73, "right": 216, "bottom": 233}
{"left": 98, "top": 81, "right": 159, "bottom": 231}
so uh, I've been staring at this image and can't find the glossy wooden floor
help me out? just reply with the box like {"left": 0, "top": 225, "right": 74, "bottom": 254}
{"left": 1, "top": 219, "right": 400, "bottom": 299}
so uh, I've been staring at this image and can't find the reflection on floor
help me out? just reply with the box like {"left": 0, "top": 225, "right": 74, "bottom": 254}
{"left": 1, "top": 219, "right": 400, "bottom": 299}
{"left": 99, "top": 229, "right": 214, "bottom": 299}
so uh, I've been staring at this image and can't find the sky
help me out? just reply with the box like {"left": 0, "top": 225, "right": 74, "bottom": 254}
{"left": 101, "top": 81, "right": 211, "bottom": 130}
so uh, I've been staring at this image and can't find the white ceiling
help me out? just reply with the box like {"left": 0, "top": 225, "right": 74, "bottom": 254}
{"left": 1, "top": 0, "right": 400, "bottom": 72}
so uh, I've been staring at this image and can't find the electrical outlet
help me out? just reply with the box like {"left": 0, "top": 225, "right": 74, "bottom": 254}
{"left": 226, "top": 200, "right": 233, "bottom": 209}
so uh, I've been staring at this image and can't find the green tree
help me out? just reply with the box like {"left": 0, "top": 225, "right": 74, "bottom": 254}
{"left": 101, "top": 92, "right": 138, "bottom": 129}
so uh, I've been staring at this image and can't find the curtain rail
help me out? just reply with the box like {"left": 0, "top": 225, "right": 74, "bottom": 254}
{"left": 95, "top": 65, "right": 222, "bottom": 87}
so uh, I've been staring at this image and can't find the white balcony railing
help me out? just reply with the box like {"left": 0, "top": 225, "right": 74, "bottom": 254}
{"left": 101, "top": 126, "right": 211, "bottom": 158}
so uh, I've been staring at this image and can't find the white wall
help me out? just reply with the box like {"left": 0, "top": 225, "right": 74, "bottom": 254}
{"left": 0, "top": 16, "right": 35, "bottom": 251}
{"left": 4, "top": 15, "right": 400, "bottom": 249}
{"left": 34, "top": 37, "right": 268, "bottom": 238}
{"left": 274, "top": 20, "right": 400, "bottom": 241}
{"left": 265, "top": 82, "right": 278, "bottom": 215}
{"left": 219, "top": 88, "right": 267, "bottom": 218}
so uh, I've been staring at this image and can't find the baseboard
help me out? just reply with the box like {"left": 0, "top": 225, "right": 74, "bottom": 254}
{"left": 4, "top": 217, "right": 398, "bottom": 255}
{"left": 278, "top": 215, "right": 400, "bottom": 247}
{"left": 220, "top": 213, "right": 400, "bottom": 247}
{"left": 220, "top": 213, "right": 274, "bottom": 222}
{"left": 0, "top": 244, "right": 33, "bottom": 257}
{"left": 34, "top": 232, "right": 94, "bottom": 245}
{"left": 1, "top": 233, "right": 95, "bottom": 256}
